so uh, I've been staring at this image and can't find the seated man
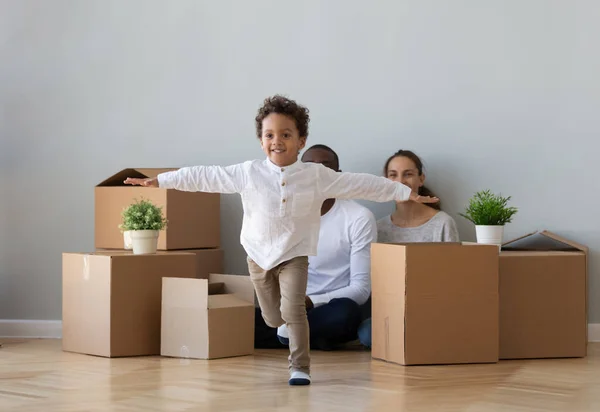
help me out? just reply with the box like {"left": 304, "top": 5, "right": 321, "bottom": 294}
{"left": 254, "top": 144, "right": 376, "bottom": 350}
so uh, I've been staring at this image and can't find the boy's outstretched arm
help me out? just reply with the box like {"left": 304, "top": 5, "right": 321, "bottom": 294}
{"left": 124, "top": 164, "right": 248, "bottom": 194}
{"left": 317, "top": 165, "right": 439, "bottom": 204}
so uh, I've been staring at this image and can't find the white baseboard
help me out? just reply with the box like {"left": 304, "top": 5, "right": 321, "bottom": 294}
{"left": 1, "top": 321, "right": 599, "bottom": 342}
{"left": 0, "top": 320, "right": 62, "bottom": 338}
{"left": 589, "top": 323, "right": 600, "bottom": 342}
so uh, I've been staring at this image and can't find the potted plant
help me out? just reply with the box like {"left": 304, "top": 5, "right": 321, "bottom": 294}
{"left": 119, "top": 198, "right": 167, "bottom": 254}
{"left": 459, "top": 190, "right": 518, "bottom": 246}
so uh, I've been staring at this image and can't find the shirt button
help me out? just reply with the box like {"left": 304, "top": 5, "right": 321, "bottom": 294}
{"left": 282, "top": 199, "right": 286, "bottom": 203}
{"left": 281, "top": 168, "right": 285, "bottom": 172}
{"left": 281, "top": 182, "right": 286, "bottom": 186}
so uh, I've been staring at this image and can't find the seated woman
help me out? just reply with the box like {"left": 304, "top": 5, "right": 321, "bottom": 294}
{"left": 357, "top": 149, "right": 459, "bottom": 347}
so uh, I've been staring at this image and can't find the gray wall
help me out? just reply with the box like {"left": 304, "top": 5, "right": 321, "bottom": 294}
{"left": 1, "top": 0, "right": 599, "bottom": 322}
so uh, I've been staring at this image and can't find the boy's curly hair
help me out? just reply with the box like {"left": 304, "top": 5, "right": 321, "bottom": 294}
{"left": 255, "top": 95, "right": 310, "bottom": 139}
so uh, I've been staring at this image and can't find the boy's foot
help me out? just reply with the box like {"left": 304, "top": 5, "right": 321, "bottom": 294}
{"left": 277, "top": 324, "right": 289, "bottom": 345}
{"left": 289, "top": 371, "right": 311, "bottom": 386}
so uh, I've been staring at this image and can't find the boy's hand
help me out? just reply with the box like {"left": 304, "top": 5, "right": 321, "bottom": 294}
{"left": 124, "top": 177, "right": 159, "bottom": 187}
{"left": 409, "top": 191, "right": 439, "bottom": 204}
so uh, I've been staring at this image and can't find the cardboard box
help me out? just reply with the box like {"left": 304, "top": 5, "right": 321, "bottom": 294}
{"left": 499, "top": 231, "right": 587, "bottom": 359}
{"left": 184, "top": 249, "right": 224, "bottom": 280}
{"left": 62, "top": 251, "right": 196, "bottom": 357}
{"left": 371, "top": 242, "right": 499, "bottom": 366}
{"left": 95, "top": 248, "right": 224, "bottom": 280}
{"left": 161, "top": 274, "right": 255, "bottom": 360}
{"left": 95, "top": 168, "right": 220, "bottom": 250}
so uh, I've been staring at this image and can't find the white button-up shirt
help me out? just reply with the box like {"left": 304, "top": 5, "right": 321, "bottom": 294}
{"left": 158, "top": 158, "right": 411, "bottom": 270}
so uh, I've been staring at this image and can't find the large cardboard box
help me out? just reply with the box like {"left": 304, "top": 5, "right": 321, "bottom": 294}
{"left": 371, "top": 242, "right": 499, "bottom": 366}
{"left": 95, "top": 248, "right": 224, "bottom": 280}
{"left": 62, "top": 251, "right": 196, "bottom": 357}
{"left": 499, "top": 231, "right": 588, "bottom": 359}
{"left": 95, "top": 168, "right": 220, "bottom": 250}
{"left": 161, "top": 274, "right": 255, "bottom": 360}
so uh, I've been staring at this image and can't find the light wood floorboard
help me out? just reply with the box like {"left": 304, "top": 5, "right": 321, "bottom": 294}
{"left": 1, "top": 339, "right": 599, "bottom": 411}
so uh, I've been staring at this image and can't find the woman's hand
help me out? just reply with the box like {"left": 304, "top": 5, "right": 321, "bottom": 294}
{"left": 123, "top": 177, "right": 159, "bottom": 187}
{"left": 409, "top": 191, "right": 439, "bottom": 204}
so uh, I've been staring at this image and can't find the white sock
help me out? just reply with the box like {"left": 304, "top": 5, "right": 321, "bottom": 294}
{"left": 277, "top": 324, "right": 289, "bottom": 338}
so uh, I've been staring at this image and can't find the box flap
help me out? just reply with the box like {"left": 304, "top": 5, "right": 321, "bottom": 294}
{"left": 502, "top": 230, "right": 587, "bottom": 252}
{"left": 501, "top": 231, "right": 538, "bottom": 247}
{"left": 97, "top": 168, "right": 177, "bottom": 187}
{"left": 208, "top": 274, "right": 256, "bottom": 305}
{"left": 539, "top": 230, "right": 588, "bottom": 253}
{"left": 208, "top": 294, "right": 254, "bottom": 309}
{"left": 162, "top": 278, "right": 209, "bottom": 309}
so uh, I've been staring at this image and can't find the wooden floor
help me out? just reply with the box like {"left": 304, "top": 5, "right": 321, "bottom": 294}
{"left": 1, "top": 340, "right": 600, "bottom": 412}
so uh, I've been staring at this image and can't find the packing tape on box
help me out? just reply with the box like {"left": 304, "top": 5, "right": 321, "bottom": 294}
{"left": 384, "top": 317, "right": 390, "bottom": 360}
{"left": 83, "top": 255, "right": 90, "bottom": 281}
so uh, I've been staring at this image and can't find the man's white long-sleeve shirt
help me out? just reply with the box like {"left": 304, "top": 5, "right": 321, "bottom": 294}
{"left": 306, "top": 200, "right": 376, "bottom": 307}
{"left": 157, "top": 158, "right": 411, "bottom": 270}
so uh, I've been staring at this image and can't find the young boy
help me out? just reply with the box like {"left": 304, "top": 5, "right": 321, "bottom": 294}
{"left": 124, "top": 95, "right": 438, "bottom": 386}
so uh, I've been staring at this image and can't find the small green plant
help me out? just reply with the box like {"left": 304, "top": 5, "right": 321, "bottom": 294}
{"left": 459, "top": 190, "right": 518, "bottom": 226}
{"left": 119, "top": 198, "right": 167, "bottom": 231}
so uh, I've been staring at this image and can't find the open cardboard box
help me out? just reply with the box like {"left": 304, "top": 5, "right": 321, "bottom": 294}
{"left": 161, "top": 274, "right": 255, "bottom": 360}
{"left": 499, "top": 230, "right": 588, "bottom": 359}
{"left": 371, "top": 242, "right": 499, "bottom": 366}
{"left": 95, "top": 168, "right": 220, "bottom": 250}
{"left": 62, "top": 251, "right": 196, "bottom": 357}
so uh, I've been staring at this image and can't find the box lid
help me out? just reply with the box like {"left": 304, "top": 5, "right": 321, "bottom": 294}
{"left": 97, "top": 168, "right": 177, "bottom": 187}
{"left": 502, "top": 230, "right": 587, "bottom": 253}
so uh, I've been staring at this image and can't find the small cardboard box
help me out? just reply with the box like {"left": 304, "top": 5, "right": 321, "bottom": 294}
{"left": 95, "top": 168, "right": 220, "bottom": 250}
{"left": 499, "top": 231, "right": 588, "bottom": 359}
{"left": 62, "top": 251, "right": 196, "bottom": 357}
{"left": 371, "top": 242, "right": 499, "bottom": 366}
{"left": 161, "top": 274, "right": 255, "bottom": 360}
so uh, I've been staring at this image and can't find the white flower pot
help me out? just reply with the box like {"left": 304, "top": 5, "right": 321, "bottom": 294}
{"left": 123, "top": 231, "right": 133, "bottom": 250}
{"left": 130, "top": 230, "right": 159, "bottom": 255}
{"left": 475, "top": 225, "right": 504, "bottom": 247}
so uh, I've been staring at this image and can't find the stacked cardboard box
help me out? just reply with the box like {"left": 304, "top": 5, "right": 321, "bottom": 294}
{"left": 62, "top": 251, "right": 197, "bottom": 357}
{"left": 94, "top": 168, "right": 225, "bottom": 279}
{"left": 62, "top": 167, "right": 254, "bottom": 359}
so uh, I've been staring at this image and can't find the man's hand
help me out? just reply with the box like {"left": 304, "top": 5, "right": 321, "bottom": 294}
{"left": 305, "top": 296, "right": 314, "bottom": 310}
{"left": 124, "top": 177, "right": 159, "bottom": 187}
{"left": 409, "top": 191, "right": 439, "bottom": 204}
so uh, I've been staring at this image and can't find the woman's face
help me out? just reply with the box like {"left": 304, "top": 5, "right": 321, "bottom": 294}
{"left": 386, "top": 156, "right": 425, "bottom": 194}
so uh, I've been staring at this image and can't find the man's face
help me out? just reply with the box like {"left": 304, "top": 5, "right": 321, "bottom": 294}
{"left": 301, "top": 148, "right": 339, "bottom": 171}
